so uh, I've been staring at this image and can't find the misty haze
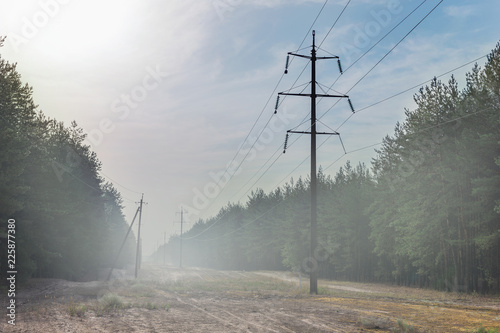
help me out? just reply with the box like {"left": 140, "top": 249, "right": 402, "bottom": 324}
{"left": 1, "top": 1, "right": 500, "bottom": 332}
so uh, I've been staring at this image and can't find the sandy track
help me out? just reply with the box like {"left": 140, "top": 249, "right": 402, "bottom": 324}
{"left": 2, "top": 264, "right": 499, "bottom": 332}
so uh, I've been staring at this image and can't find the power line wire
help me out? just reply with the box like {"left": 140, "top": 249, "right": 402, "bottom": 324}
{"left": 346, "top": 0, "right": 444, "bottom": 95}
{"left": 352, "top": 54, "right": 487, "bottom": 115}
{"left": 0, "top": 112, "right": 143, "bottom": 204}
{"left": 315, "top": 0, "right": 437, "bottom": 119}
{"left": 219, "top": 8, "right": 454, "bottom": 219}
{"left": 248, "top": 49, "right": 487, "bottom": 204}
{"left": 318, "top": 0, "right": 352, "bottom": 48}
{"left": 100, "top": 171, "right": 143, "bottom": 194}
{"left": 312, "top": 0, "right": 445, "bottom": 148}
{"left": 261, "top": 1, "right": 440, "bottom": 195}
{"left": 193, "top": 0, "right": 332, "bottom": 218}
{"left": 189, "top": 105, "right": 496, "bottom": 243}
{"left": 323, "top": 105, "right": 495, "bottom": 172}
{"left": 184, "top": 0, "right": 350, "bottom": 219}
{"left": 203, "top": 52, "right": 491, "bottom": 238}
{"left": 183, "top": 0, "right": 447, "bottom": 241}
{"left": 294, "top": 0, "right": 330, "bottom": 60}
{"left": 204, "top": 0, "right": 331, "bottom": 197}
{"left": 320, "top": 0, "right": 428, "bottom": 97}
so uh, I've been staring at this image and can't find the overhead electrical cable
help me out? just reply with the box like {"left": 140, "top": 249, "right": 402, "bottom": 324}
{"left": 344, "top": 0, "right": 444, "bottom": 96}
{"left": 317, "top": 0, "right": 352, "bottom": 48}
{"left": 333, "top": 53, "right": 489, "bottom": 132}
{"left": 186, "top": 0, "right": 349, "bottom": 220}
{"left": 308, "top": 0, "right": 445, "bottom": 158}
{"left": 190, "top": 105, "right": 496, "bottom": 243}
{"left": 203, "top": 0, "right": 331, "bottom": 199}
{"left": 198, "top": 60, "right": 311, "bottom": 217}
{"left": 184, "top": 0, "right": 445, "bottom": 241}
{"left": 0, "top": 112, "right": 143, "bottom": 203}
{"left": 225, "top": 52, "right": 491, "bottom": 226}
{"left": 217, "top": 0, "right": 445, "bottom": 218}
{"left": 100, "top": 171, "right": 143, "bottom": 194}
{"left": 317, "top": 0, "right": 428, "bottom": 104}
{"left": 323, "top": 105, "right": 496, "bottom": 172}
{"left": 181, "top": 2, "right": 331, "bottom": 240}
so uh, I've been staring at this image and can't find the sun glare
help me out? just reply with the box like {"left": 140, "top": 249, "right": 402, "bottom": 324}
{"left": 37, "top": 0, "right": 138, "bottom": 60}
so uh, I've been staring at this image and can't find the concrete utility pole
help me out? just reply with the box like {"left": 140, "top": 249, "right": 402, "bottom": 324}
{"left": 176, "top": 207, "right": 186, "bottom": 268}
{"left": 163, "top": 232, "right": 166, "bottom": 266}
{"left": 106, "top": 205, "right": 140, "bottom": 281}
{"left": 135, "top": 194, "right": 145, "bottom": 278}
{"left": 279, "top": 30, "right": 352, "bottom": 294}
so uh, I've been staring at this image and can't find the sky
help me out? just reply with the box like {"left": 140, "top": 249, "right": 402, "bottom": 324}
{"left": 1, "top": 0, "right": 499, "bottom": 255}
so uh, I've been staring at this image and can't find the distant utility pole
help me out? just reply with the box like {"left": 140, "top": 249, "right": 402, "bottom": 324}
{"left": 279, "top": 30, "right": 353, "bottom": 294}
{"left": 176, "top": 207, "right": 187, "bottom": 268}
{"left": 163, "top": 232, "right": 166, "bottom": 266}
{"left": 106, "top": 205, "right": 140, "bottom": 281}
{"left": 135, "top": 194, "right": 146, "bottom": 278}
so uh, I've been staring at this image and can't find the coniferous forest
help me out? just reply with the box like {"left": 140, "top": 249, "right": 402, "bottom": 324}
{"left": 1, "top": 32, "right": 499, "bottom": 293}
{"left": 160, "top": 43, "right": 500, "bottom": 293}
{"left": 0, "top": 37, "right": 135, "bottom": 282}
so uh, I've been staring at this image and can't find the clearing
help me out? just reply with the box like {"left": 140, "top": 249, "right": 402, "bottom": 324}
{"left": 2, "top": 264, "right": 500, "bottom": 332}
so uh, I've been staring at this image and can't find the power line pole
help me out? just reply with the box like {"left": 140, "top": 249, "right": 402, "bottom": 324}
{"left": 135, "top": 194, "right": 146, "bottom": 278}
{"left": 279, "top": 30, "right": 353, "bottom": 294}
{"left": 106, "top": 205, "right": 140, "bottom": 281}
{"left": 163, "top": 232, "right": 166, "bottom": 266}
{"left": 176, "top": 207, "right": 187, "bottom": 268}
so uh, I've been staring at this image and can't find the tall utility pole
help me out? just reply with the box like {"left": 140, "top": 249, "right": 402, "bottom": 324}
{"left": 163, "top": 232, "right": 166, "bottom": 266}
{"left": 135, "top": 194, "right": 145, "bottom": 278}
{"left": 176, "top": 207, "right": 186, "bottom": 268}
{"left": 279, "top": 30, "right": 352, "bottom": 294}
{"left": 106, "top": 205, "right": 140, "bottom": 281}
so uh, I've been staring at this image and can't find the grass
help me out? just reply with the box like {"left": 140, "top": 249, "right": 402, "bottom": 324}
{"left": 67, "top": 302, "right": 87, "bottom": 317}
{"left": 131, "top": 301, "right": 170, "bottom": 311}
{"left": 473, "top": 326, "right": 500, "bottom": 333}
{"left": 396, "top": 318, "right": 415, "bottom": 332}
{"left": 317, "top": 286, "right": 335, "bottom": 295}
{"left": 359, "top": 316, "right": 416, "bottom": 332}
{"left": 154, "top": 275, "right": 300, "bottom": 295}
{"left": 359, "top": 317, "right": 391, "bottom": 330}
{"left": 16, "top": 265, "right": 500, "bottom": 332}
{"left": 100, "top": 293, "right": 126, "bottom": 310}
{"left": 60, "top": 281, "right": 169, "bottom": 318}
{"left": 91, "top": 291, "right": 170, "bottom": 316}
{"left": 123, "top": 282, "right": 156, "bottom": 297}
{"left": 93, "top": 293, "right": 129, "bottom": 316}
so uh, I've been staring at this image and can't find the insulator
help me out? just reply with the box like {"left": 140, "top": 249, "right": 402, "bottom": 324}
{"left": 348, "top": 98, "right": 355, "bottom": 113}
{"left": 283, "top": 133, "right": 289, "bottom": 154}
{"left": 274, "top": 95, "right": 280, "bottom": 114}
{"left": 337, "top": 59, "right": 343, "bottom": 74}
{"left": 284, "top": 55, "right": 290, "bottom": 74}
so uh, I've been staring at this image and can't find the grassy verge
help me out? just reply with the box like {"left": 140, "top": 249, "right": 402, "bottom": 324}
{"left": 151, "top": 275, "right": 305, "bottom": 296}
{"left": 66, "top": 291, "right": 170, "bottom": 318}
{"left": 473, "top": 326, "right": 500, "bottom": 333}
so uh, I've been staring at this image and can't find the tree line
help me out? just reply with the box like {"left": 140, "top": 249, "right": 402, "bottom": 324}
{"left": 0, "top": 37, "right": 135, "bottom": 282}
{"left": 157, "top": 42, "right": 500, "bottom": 293}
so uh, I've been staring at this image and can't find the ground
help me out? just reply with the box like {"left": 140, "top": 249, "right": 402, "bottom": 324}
{"left": 2, "top": 264, "right": 500, "bottom": 332}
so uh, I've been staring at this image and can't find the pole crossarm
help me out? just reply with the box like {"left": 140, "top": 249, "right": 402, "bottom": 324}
{"left": 288, "top": 52, "right": 339, "bottom": 60}
{"left": 316, "top": 56, "right": 339, "bottom": 60}
{"left": 288, "top": 130, "right": 340, "bottom": 135}
{"left": 279, "top": 92, "right": 348, "bottom": 98}
{"left": 287, "top": 52, "right": 311, "bottom": 60}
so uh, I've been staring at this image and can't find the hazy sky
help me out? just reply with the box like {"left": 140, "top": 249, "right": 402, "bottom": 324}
{"left": 2, "top": 0, "right": 499, "bottom": 255}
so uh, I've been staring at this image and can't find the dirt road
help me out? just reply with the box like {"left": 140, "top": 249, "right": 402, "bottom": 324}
{"left": 2, "top": 264, "right": 499, "bottom": 332}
